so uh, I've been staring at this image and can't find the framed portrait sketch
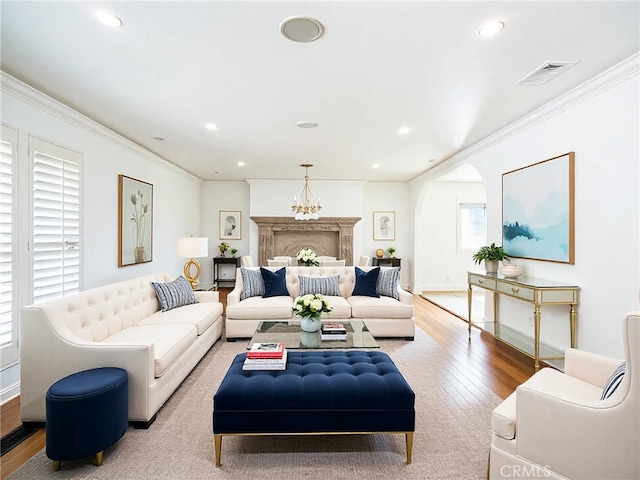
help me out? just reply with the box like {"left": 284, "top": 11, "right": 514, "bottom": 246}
{"left": 118, "top": 175, "right": 153, "bottom": 267}
{"left": 373, "top": 211, "right": 395, "bottom": 241}
{"left": 502, "top": 152, "right": 575, "bottom": 264}
{"left": 219, "top": 211, "right": 241, "bottom": 240}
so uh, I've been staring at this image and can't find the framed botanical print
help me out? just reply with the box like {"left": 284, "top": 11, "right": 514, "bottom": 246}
{"left": 118, "top": 175, "right": 153, "bottom": 267}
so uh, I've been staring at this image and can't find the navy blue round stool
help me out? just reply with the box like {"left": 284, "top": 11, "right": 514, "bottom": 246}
{"left": 46, "top": 367, "right": 128, "bottom": 471}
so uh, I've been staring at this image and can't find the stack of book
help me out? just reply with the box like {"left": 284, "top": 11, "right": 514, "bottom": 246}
{"left": 321, "top": 323, "right": 347, "bottom": 341}
{"left": 243, "top": 342, "right": 287, "bottom": 370}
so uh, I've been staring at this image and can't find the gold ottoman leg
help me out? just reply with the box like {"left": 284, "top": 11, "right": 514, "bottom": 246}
{"left": 94, "top": 451, "right": 103, "bottom": 466}
{"left": 53, "top": 460, "right": 61, "bottom": 471}
{"left": 406, "top": 432, "right": 414, "bottom": 464}
{"left": 214, "top": 434, "right": 222, "bottom": 467}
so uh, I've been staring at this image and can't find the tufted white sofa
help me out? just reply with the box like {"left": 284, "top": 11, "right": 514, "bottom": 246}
{"left": 20, "top": 273, "right": 224, "bottom": 428}
{"left": 225, "top": 266, "right": 415, "bottom": 340}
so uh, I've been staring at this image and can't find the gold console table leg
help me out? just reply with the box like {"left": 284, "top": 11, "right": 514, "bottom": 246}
{"left": 570, "top": 305, "right": 577, "bottom": 348}
{"left": 467, "top": 285, "right": 473, "bottom": 339}
{"left": 534, "top": 305, "right": 541, "bottom": 371}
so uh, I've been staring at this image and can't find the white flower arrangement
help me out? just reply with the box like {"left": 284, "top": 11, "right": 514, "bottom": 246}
{"left": 292, "top": 293, "right": 333, "bottom": 317}
{"left": 296, "top": 248, "right": 319, "bottom": 266}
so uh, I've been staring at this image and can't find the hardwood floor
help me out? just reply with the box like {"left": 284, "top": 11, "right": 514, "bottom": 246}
{"left": 0, "top": 291, "right": 534, "bottom": 478}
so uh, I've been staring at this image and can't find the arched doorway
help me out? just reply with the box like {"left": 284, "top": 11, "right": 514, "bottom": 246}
{"left": 414, "top": 165, "right": 485, "bottom": 313}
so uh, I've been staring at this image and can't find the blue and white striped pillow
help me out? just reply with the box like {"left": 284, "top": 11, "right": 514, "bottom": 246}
{"left": 601, "top": 361, "right": 626, "bottom": 400}
{"left": 299, "top": 275, "right": 340, "bottom": 296}
{"left": 151, "top": 276, "right": 197, "bottom": 312}
{"left": 240, "top": 267, "right": 265, "bottom": 300}
{"left": 377, "top": 267, "right": 400, "bottom": 299}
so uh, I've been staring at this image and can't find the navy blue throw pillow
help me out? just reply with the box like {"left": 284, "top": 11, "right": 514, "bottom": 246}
{"left": 353, "top": 267, "right": 380, "bottom": 297}
{"left": 260, "top": 267, "right": 289, "bottom": 298}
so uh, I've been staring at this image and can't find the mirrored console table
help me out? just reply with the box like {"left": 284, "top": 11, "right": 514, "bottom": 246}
{"left": 467, "top": 271, "right": 579, "bottom": 370}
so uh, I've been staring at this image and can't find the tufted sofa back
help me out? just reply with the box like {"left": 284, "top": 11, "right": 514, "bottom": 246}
{"left": 28, "top": 273, "right": 172, "bottom": 342}
{"left": 246, "top": 266, "right": 379, "bottom": 299}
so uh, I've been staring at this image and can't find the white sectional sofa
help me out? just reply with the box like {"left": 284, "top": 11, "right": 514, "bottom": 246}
{"left": 225, "top": 266, "right": 415, "bottom": 340}
{"left": 20, "top": 273, "right": 224, "bottom": 428}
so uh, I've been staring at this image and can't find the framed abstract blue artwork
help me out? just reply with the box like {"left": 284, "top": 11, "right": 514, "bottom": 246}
{"left": 502, "top": 152, "right": 575, "bottom": 264}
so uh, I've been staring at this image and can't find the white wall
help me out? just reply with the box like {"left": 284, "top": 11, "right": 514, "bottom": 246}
{"left": 363, "top": 182, "right": 414, "bottom": 290}
{"left": 412, "top": 57, "right": 640, "bottom": 357}
{"left": 202, "top": 179, "right": 415, "bottom": 289}
{"left": 200, "top": 181, "right": 250, "bottom": 283}
{"left": 1, "top": 74, "right": 203, "bottom": 401}
{"left": 415, "top": 181, "right": 486, "bottom": 292}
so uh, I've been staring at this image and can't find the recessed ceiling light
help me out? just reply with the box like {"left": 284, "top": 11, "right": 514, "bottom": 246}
{"left": 152, "top": 136, "right": 165, "bottom": 141}
{"left": 205, "top": 123, "right": 219, "bottom": 131}
{"left": 397, "top": 126, "right": 412, "bottom": 135}
{"left": 296, "top": 121, "right": 318, "bottom": 129}
{"left": 479, "top": 21, "right": 504, "bottom": 37}
{"left": 96, "top": 10, "right": 122, "bottom": 28}
{"left": 237, "top": 161, "right": 245, "bottom": 167}
{"left": 372, "top": 164, "right": 380, "bottom": 169}
{"left": 280, "top": 17, "right": 325, "bottom": 43}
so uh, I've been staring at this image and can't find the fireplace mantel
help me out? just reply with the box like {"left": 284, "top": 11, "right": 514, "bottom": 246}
{"left": 250, "top": 216, "right": 361, "bottom": 266}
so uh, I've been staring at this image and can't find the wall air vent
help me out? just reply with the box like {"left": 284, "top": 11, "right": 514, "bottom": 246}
{"left": 517, "top": 61, "right": 578, "bottom": 85}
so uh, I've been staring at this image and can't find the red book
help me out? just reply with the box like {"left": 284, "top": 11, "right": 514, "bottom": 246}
{"left": 247, "top": 342, "right": 285, "bottom": 359}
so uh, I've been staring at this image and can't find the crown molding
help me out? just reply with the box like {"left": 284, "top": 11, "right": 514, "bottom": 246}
{"left": 0, "top": 71, "right": 201, "bottom": 183}
{"left": 411, "top": 52, "right": 640, "bottom": 185}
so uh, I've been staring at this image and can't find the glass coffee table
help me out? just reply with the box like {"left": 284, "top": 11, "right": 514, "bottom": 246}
{"left": 248, "top": 320, "right": 379, "bottom": 350}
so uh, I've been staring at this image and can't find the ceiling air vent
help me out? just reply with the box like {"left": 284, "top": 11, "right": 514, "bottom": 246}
{"left": 517, "top": 61, "right": 578, "bottom": 85}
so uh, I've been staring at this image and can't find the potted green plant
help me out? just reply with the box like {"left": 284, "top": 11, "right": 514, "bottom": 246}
{"left": 472, "top": 243, "right": 508, "bottom": 273}
{"left": 230, "top": 248, "right": 238, "bottom": 258}
{"left": 387, "top": 247, "right": 396, "bottom": 258}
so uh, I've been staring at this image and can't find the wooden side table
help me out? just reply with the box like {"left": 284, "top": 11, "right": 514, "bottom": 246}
{"left": 372, "top": 257, "right": 401, "bottom": 268}
{"left": 213, "top": 257, "right": 240, "bottom": 288}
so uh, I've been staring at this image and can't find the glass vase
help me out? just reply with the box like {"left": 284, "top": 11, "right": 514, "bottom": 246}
{"left": 300, "top": 313, "right": 322, "bottom": 332}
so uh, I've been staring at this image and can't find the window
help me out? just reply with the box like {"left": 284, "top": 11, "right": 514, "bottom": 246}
{"left": 458, "top": 203, "right": 486, "bottom": 250}
{"left": 0, "top": 126, "right": 18, "bottom": 368}
{"left": 0, "top": 132, "right": 82, "bottom": 371}
{"left": 31, "top": 137, "right": 81, "bottom": 303}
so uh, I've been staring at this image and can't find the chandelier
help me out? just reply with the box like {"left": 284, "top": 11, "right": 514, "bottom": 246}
{"left": 291, "top": 163, "right": 322, "bottom": 220}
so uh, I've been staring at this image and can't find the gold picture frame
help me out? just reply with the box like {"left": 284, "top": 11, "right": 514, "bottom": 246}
{"left": 373, "top": 211, "right": 395, "bottom": 241}
{"left": 219, "top": 210, "right": 241, "bottom": 240}
{"left": 118, "top": 175, "right": 153, "bottom": 267}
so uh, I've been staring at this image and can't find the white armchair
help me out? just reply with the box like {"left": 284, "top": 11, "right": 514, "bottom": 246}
{"left": 273, "top": 256, "right": 295, "bottom": 266}
{"left": 320, "top": 259, "right": 346, "bottom": 267}
{"left": 358, "top": 255, "right": 370, "bottom": 267}
{"left": 267, "top": 259, "right": 289, "bottom": 267}
{"left": 240, "top": 255, "right": 253, "bottom": 267}
{"left": 489, "top": 312, "right": 639, "bottom": 480}
{"left": 316, "top": 256, "right": 336, "bottom": 262}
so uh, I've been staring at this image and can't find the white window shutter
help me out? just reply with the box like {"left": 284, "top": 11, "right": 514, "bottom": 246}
{"left": 0, "top": 140, "right": 14, "bottom": 350}
{"left": 0, "top": 125, "right": 19, "bottom": 368}
{"left": 31, "top": 138, "right": 81, "bottom": 304}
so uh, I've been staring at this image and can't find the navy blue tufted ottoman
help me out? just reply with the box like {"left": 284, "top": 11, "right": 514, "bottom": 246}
{"left": 46, "top": 367, "right": 128, "bottom": 471}
{"left": 213, "top": 351, "right": 415, "bottom": 466}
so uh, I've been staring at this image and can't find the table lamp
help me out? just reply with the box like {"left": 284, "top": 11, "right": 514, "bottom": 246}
{"left": 176, "top": 237, "right": 208, "bottom": 289}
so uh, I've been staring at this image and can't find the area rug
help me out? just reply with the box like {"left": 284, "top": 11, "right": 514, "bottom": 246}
{"left": 9, "top": 328, "right": 500, "bottom": 479}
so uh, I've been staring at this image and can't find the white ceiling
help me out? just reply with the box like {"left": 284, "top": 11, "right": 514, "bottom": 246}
{"left": 1, "top": 1, "right": 638, "bottom": 182}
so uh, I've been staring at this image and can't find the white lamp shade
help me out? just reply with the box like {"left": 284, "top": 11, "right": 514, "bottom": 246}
{"left": 176, "top": 237, "right": 208, "bottom": 258}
